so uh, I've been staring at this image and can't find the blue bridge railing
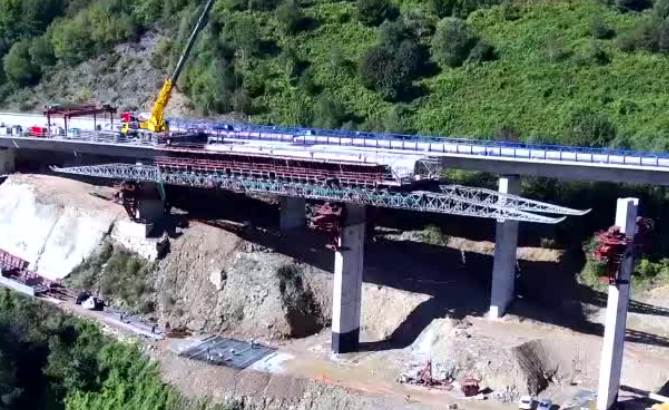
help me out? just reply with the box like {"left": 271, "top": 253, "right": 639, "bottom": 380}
{"left": 167, "top": 118, "right": 669, "bottom": 168}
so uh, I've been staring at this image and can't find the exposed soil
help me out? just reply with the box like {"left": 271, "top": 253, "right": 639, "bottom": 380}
{"left": 3, "top": 175, "right": 669, "bottom": 410}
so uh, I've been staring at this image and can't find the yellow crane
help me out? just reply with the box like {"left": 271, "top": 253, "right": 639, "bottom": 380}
{"left": 122, "top": 0, "right": 215, "bottom": 135}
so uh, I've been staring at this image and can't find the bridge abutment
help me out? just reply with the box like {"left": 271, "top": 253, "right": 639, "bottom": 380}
{"left": 279, "top": 197, "right": 306, "bottom": 231}
{"left": 332, "top": 204, "right": 366, "bottom": 354}
{"left": 489, "top": 175, "right": 521, "bottom": 319}
{"left": 0, "top": 148, "right": 16, "bottom": 175}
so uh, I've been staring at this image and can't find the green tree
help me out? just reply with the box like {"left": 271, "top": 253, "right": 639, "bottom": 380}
{"left": 186, "top": 57, "right": 236, "bottom": 114}
{"left": 356, "top": 0, "right": 398, "bottom": 27}
{"left": 276, "top": 2, "right": 306, "bottom": 35}
{"left": 29, "top": 35, "right": 56, "bottom": 67}
{"left": 3, "top": 39, "right": 41, "bottom": 86}
{"left": 429, "top": 0, "right": 458, "bottom": 17}
{"left": 313, "top": 95, "right": 347, "bottom": 128}
{"left": 233, "top": 88, "right": 253, "bottom": 114}
{"left": 431, "top": 17, "right": 478, "bottom": 68}
{"left": 50, "top": 14, "right": 94, "bottom": 65}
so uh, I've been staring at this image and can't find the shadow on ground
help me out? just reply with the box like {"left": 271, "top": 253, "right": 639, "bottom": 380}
{"left": 162, "top": 188, "right": 669, "bottom": 352}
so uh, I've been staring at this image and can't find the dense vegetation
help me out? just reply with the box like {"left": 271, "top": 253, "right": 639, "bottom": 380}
{"left": 2, "top": 0, "right": 669, "bottom": 145}
{"left": 0, "top": 289, "right": 231, "bottom": 410}
{"left": 69, "top": 242, "right": 156, "bottom": 314}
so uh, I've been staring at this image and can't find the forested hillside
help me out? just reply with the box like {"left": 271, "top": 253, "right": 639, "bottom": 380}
{"left": 0, "top": 289, "right": 231, "bottom": 410}
{"left": 2, "top": 0, "right": 669, "bottom": 147}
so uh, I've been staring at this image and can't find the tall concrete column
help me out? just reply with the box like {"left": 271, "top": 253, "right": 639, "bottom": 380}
{"left": 332, "top": 204, "right": 366, "bottom": 354}
{"left": 489, "top": 175, "right": 521, "bottom": 319}
{"left": 280, "top": 196, "right": 306, "bottom": 231}
{"left": 0, "top": 149, "right": 16, "bottom": 175}
{"left": 597, "top": 198, "right": 639, "bottom": 410}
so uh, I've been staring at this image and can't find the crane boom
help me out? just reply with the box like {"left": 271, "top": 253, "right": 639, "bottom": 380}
{"left": 143, "top": 0, "right": 216, "bottom": 133}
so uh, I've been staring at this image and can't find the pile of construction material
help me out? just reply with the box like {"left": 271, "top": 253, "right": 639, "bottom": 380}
{"left": 399, "top": 360, "right": 482, "bottom": 398}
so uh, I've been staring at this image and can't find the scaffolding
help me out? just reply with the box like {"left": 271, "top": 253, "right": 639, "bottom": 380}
{"left": 51, "top": 164, "right": 589, "bottom": 224}
{"left": 44, "top": 103, "right": 117, "bottom": 132}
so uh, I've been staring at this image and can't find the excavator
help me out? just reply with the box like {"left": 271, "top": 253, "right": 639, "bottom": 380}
{"left": 121, "top": 0, "right": 215, "bottom": 138}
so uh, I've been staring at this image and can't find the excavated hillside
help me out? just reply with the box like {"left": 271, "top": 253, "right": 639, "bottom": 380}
{"left": 2, "top": 174, "right": 669, "bottom": 406}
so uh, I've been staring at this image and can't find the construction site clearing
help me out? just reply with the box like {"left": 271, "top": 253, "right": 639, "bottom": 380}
{"left": 0, "top": 174, "right": 667, "bottom": 410}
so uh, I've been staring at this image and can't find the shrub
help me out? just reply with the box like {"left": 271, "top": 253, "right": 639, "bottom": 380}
{"left": 356, "top": 0, "right": 398, "bottom": 27}
{"left": 383, "top": 105, "right": 411, "bottom": 134}
{"left": 229, "top": 21, "right": 260, "bottom": 57}
{"left": 589, "top": 43, "right": 611, "bottom": 65}
{"left": 421, "top": 224, "right": 449, "bottom": 246}
{"left": 402, "top": 8, "right": 436, "bottom": 39}
{"left": 466, "top": 40, "right": 497, "bottom": 64}
{"left": 313, "top": 95, "right": 348, "bottom": 128}
{"left": 431, "top": 18, "right": 478, "bottom": 68}
{"left": 566, "top": 109, "right": 617, "bottom": 148}
{"left": 545, "top": 36, "right": 572, "bottom": 63}
{"left": 297, "top": 67, "right": 318, "bottom": 95}
{"left": 429, "top": 0, "right": 504, "bottom": 18}
{"left": 379, "top": 19, "right": 416, "bottom": 48}
{"left": 3, "top": 39, "right": 41, "bottom": 87}
{"left": 150, "top": 38, "right": 173, "bottom": 69}
{"left": 656, "top": 0, "right": 669, "bottom": 19}
{"left": 249, "top": 0, "right": 280, "bottom": 11}
{"left": 233, "top": 88, "right": 253, "bottom": 114}
{"left": 276, "top": 2, "right": 306, "bottom": 35}
{"left": 617, "top": 18, "right": 669, "bottom": 54}
{"left": 429, "top": 0, "right": 459, "bottom": 17}
{"left": 589, "top": 17, "right": 615, "bottom": 40}
{"left": 615, "top": 0, "right": 652, "bottom": 12}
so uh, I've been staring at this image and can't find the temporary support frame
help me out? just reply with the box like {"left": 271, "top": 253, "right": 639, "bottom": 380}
{"left": 51, "top": 164, "right": 589, "bottom": 224}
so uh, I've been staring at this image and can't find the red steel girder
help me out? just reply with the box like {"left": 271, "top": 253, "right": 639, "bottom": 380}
{"left": 154, "top": 152, "right": 393, "bottom": 187}
{"left": 44, "top": 104, "right": 117, "bottom": 119}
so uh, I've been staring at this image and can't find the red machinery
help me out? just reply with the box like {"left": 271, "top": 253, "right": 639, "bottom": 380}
{"left": 113, "top": 181, "right": 140, "bottom": 222}
{"left": 29, "top": 126, "right": 48, "bottom": 137}
{"left": 310, "top": 203, "right": 345, "bottom": 251}
{"left": 592, "top": 217, "right": 654, "bottom": 285}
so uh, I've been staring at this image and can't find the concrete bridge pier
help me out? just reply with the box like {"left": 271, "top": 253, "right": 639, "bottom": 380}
{"left": 489, "top": 175, "right": 521, "bottom": 319}
{"left": 597, "top": 198, "right": 638, "bottom": 410}
{"left": 332, "top": 204, "right": 366, "bottom": 354}
{"left": 280, "top": 197, "right": 306, "bottom": 231}
{"left": 0, "top": 148, "right": 16, "bottom": 175}
{"left": 132, "top": 182, "right": 167, "bottom": 236}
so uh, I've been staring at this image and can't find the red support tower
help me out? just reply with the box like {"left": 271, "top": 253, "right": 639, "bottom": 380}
{"left": 592, "top": 217, "right": 654, "bottom": 285}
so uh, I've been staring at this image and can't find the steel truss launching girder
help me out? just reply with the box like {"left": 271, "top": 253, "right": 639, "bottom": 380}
{"left": 50, "top": 164, "right": 588, "bottom": 224}
{"left": 440, "top": 185, "right": 592, "bottom": 216}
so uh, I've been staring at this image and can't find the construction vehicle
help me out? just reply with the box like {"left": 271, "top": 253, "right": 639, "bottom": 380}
{"left": 121, "top": 0, "right": 215, "bottom": 137}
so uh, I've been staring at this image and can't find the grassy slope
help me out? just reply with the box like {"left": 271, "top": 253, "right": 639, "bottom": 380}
{"left": 239, "top": 0, "right": 669, "bottom": 147}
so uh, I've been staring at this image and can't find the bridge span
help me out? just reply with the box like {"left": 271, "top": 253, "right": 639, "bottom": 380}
{"left": 0, "top": 110, "right": 655, "bottom": 380}
{"left": 3, "top": 111, "right": 669, "bottom": 185}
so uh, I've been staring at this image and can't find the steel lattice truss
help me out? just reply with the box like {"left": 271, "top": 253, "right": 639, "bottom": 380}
{"left": 440, "top": 185, "right": 591, "bottom": 216}
{"left": 50, "top": 164, "right": 589, "bottom": 224}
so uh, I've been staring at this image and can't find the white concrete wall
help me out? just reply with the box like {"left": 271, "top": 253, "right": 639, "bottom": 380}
{"left": 0, "top": 179, "right": 118, "bottom": 280}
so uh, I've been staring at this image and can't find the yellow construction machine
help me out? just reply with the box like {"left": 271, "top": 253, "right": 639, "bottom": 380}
{"left": 122, "top": 0, "right": 215, "bottom": 136}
